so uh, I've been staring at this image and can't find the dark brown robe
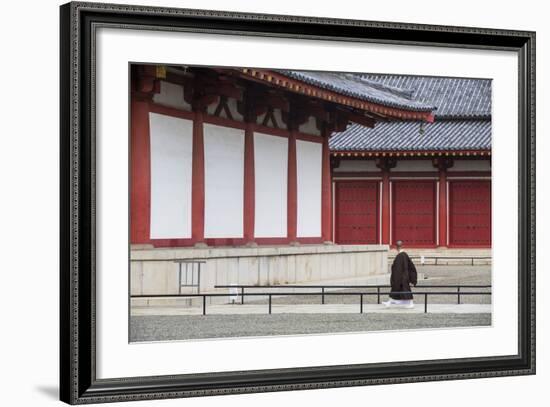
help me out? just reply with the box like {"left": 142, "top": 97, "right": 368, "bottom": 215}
{"left": 390, "top": 251, "right": 418, "bottom": 300}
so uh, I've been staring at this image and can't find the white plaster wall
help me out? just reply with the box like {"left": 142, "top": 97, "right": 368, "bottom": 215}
{"left": 149, "top": 112, "right": 193, "bottom": 239}
{"left": 296, "top": 140, "right": 322, "bottom": 237}
{"left": 394, "top": 159, "right": 434, "bottom": 171}
{"left": 152, "top": 81, "right": 192, "bottom": 111}
{"left": 254, "top": 132, "right": 288, "bottom": 237}
{"left": 203, "top": 124, "right": 245, "bottom": 238}
{"left": 333, "top": 159, "right": 379, "bottom": 172}
{"left": 448, "top": 159, "right": 492, "bottom": 172}
{"left": 299, "top": 116, "right": 321, "bottom": 136}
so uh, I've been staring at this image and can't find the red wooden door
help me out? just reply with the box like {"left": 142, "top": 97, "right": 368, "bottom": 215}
{"left": 392, "top": 181, "right": 436, "bottom": 246}
{"left": 449, "top": 181, "right": 491, "bottom": 246}
{"left": 335, "top": 181, "right": 379, "bottom": 244}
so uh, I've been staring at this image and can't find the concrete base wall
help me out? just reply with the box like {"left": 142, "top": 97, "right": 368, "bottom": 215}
{"left": 131, "top": 244, "right": 388, "bottom": 307}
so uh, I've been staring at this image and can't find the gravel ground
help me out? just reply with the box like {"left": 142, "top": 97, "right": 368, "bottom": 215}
{"left": 130, "top": 313, "right": 491, "bottom": 342}
{"left": 242, "top": 265, "right": 492, "bottom": 305}
{"left": 130, "top": 265, "right": 492, "bottom": 342}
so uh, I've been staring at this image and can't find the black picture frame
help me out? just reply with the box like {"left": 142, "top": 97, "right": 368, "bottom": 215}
{"left": 60, "top": 1, "right": 536, "bottom": 404}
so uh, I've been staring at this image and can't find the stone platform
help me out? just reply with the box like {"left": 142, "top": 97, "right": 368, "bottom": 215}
{"left": 131, "top": 244, "right": 388, "bottom": 306}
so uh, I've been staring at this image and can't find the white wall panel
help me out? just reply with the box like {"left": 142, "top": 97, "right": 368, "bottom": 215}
{"left": 299, "top": 116, "right": 321, "bottom": 136}
{"left": 152, "top": 81, "right": 192, "bottom": 111}
{"left": 203, "top": 124, "right": 245, "bottom": 238}
{"left": 254, "top": 133, "right": 288, "bottom": 238}
{"left": 296, "top": 140, "right": 322, "bottom": 237}
{"left": 149, "top": 112, "right": 193, "bottom": 239}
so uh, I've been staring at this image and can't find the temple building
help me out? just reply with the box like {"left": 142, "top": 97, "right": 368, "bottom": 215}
{"left": 130, "top": 65, "right": 436, "bottom": 249}
{"left": 129, "top": 65, "right": 490, "bottom": 296}
{"left": 329, "top": 74, "right": 491, "bottom": 248}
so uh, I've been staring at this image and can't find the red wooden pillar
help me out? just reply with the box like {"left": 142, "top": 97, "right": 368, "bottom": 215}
{"left": 130, "top": 65, "right": 160, "bottom": 245}
{"left": 321, "top": 130, "right": 332, "bottom": 243}
{"left": 434, "top": 157, "right": 453, "bottom": 247}
{"left": 191, "top": 110, "right": 206, "bottom": 245}
{"left": 381, "top": 170, "right": 391, "bottom": 245}
{"left": 243, "top": 122, "right": 255, "bottom": 244}
{"left": 377, "top": 158, "right": 396, "bottom": 245}
{"left": 438, "top": 169, "right": 448, "bottom": 247}
{"left": 287, "top": 130, "right": 298, "bottom": 243}
{"left": 130, "top": 97, "right": 151, "bottom": 244}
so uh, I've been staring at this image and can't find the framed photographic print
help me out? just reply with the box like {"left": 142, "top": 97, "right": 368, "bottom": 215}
{"left": 60, "top": 1, "right": 535, "bottom": 404}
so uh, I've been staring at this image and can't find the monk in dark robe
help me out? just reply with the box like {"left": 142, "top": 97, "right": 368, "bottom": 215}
{"left": 383, "top": 240, "right": 418, "bottom": 308}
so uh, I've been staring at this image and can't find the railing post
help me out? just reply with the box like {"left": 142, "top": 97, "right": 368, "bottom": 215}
{"left": 360, "top": 294, "right": 363, "bottom": 314}
{"left": 377, "top": 287, "right": 381, "bottom": 304}
{"left": 178, "top": 263, "right": 182, "bottom": 295}
{"left": 197, "top": 263, "right": 201, "bottom": 294}
{"left": 321, "top": 287, "right": 325, "bottom": 305}
{"left": 457, "top": 287, "right": 461, "bottom": 304}
{"left": 202, "top": 295, "right": 206, "bottom": 315}
{"left": 241, "top": 287, "right": 245, "bottom": 304}
{"left": 268, "top": 294, "right": 272, "bottom": 314}
{"left": 424, "top": 294, "right": 428, "bottom": 313}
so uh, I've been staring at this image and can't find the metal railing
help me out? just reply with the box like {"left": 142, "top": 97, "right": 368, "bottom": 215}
{"left": 396, "top": 256, "right": 492, "bottom": 266}
{"left": 175, "top": 260, "right": 205, "bottom": 294}
{"left": 214, "top": 284, "right": 491, "bottom": 305}
{"left": 131, "top": 284, "right": 491, "bottom": 315}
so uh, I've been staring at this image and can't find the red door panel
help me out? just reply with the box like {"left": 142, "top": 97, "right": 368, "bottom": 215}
{"left": 335, "top": 181, "right": 379, "bottom": 244}
{"left": 392, "top": 181, "right": 436, "bottom": 246}
{"left": 449, "top": 181, "right": 491, "bottom": 246}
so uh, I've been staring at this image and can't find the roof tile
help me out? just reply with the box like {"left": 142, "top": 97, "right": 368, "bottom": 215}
{"left": 330, "top": 120, "right": 491, "bottom": 151}
{"left": 280, "top": 70, "right": 435, "bottom": 112}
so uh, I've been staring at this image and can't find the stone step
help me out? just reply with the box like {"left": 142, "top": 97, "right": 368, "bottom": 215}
{"left": 388, "top": 248, "right": 492, "bottom": 265}
{"left": 131, "top": 303, "right": 492, "bottom": 316}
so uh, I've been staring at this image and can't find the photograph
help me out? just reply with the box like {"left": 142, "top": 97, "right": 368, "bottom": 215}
{"left": 129, "top": 64, "right": 493, "bottom": 342}
{"left": 58, "top": 2, "right": 535, "bottom": 403}
{"left": 2, "top": 0, "right": 545, "bottom": 405}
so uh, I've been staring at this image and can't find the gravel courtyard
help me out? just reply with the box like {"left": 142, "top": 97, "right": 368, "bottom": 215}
{"left": 130, "top": 264, "right": 491, "bottom": 342}
{"left": 130, "top": 313, "right": 491, "bottom": 342}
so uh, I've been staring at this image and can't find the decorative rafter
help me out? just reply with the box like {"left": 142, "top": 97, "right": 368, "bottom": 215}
{"left": 331, "top": 150, "right": 491, "bottom": 158}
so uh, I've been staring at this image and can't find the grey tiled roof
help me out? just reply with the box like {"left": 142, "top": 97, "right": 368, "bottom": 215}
{"left": 360, "top": 75, "right": 492, "bottom": 118}
{"left": 280, "top": 70, "right": 435, "bottom": 112}
{"left": 281, "top": 70, "right": 491, "bottom": 152}
{"left": 330, "top": 120, "right": 491, "bottom": 151}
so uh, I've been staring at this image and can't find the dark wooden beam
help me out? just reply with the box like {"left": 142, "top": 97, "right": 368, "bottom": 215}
{"left": 375, "top": 157, "right": 397, "bottom": 171}
{"left": 344, "top": 110, "right": 376, "bottom": 128}
{"left": 432, "top": 157, "right": 455, "bottom": 170}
